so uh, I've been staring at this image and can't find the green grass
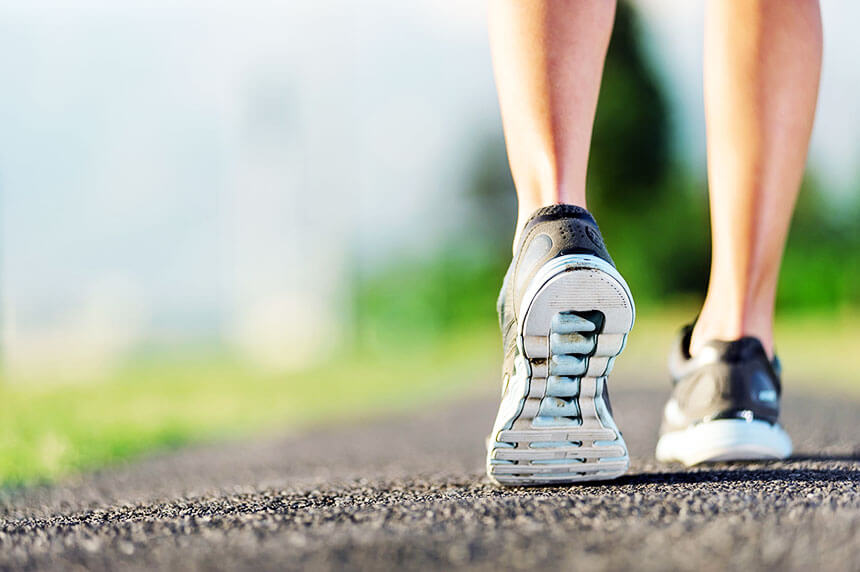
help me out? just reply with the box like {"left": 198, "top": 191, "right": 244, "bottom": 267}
{"left": 1, "top": 308, "right": 857, "bottom": 488}
{"left": 0, "top": 326, "right": 498, "bottom": 487}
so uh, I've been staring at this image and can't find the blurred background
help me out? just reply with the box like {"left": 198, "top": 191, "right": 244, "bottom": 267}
{"left": 0, "top": 0, "right": 857, "bottom": 485}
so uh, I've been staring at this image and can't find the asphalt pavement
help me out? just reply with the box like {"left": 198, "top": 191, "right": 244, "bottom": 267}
{"left": 1, "top": 386, "right": 857, "bottom": 571}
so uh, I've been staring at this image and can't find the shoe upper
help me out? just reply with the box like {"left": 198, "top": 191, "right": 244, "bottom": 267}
{"left": 497, "top": 204, "right": 615, "bottom": 399}
{"left": 505, "top": 205, "right": 614, "bottom": 324}
{"left": 661, "top": 325, "right": 783, "bottom": 435}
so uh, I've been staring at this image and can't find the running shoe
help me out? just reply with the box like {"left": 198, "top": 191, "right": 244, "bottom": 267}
{"left": 655, "top": 325, "right": 793, "bottom": 465}
{"left": 486, "top": 204, "right": 635, "bottom": 486}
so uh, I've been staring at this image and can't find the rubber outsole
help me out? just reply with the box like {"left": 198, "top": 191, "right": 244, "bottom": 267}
{"left": 655, "top": 419, "right": 792, "bottom": 466}
{"left": 487, "top": 255, "right": 635, "bottom": 486}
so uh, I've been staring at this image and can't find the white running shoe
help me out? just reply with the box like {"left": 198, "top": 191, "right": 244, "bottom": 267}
{"left": 487, "top": 205, "right": 635, "bottom": 486}
{"left": 655, "top": 325, "right": 792, "bottom": 466}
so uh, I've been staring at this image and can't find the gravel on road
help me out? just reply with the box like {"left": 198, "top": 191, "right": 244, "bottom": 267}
{"left": 1, "top": 387, "right": 858, "bottom": 571}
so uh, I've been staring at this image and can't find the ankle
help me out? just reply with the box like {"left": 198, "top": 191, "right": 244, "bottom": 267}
{"left": 690, "top": 306, "right": 775, "bottom": 360}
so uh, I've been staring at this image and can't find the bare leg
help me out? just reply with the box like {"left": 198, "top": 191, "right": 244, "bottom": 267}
{"left": 691, "top": 0, "right": 822, "bottom": 358}
{"left": 488, "top": 0, "right": 616, "bottom": 247}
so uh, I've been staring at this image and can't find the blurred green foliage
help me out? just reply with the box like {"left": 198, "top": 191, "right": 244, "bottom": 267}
{"left": 354, "top": 0, "right": 860, "bottom": 348}
{"left": 780, "top": 177, "right": 860, "bottom": 310}
{"left": 0, "top": 329, "right": 499, "bottom": 486}
{"left": 353, "top": 246, "right": 505, "bottom": 351}
{"left": 590, "top": 1, "right": 671, "bottom": 205}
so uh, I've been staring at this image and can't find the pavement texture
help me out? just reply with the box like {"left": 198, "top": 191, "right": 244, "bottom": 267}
{"left": 0, "top": 386, "right": 858, "bottom": 572}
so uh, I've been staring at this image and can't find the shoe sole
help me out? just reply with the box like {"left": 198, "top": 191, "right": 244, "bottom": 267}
{"left": 655, "top": 419, "right": 792, "bottom": 466}
{"left": 487, "top": 254, "right": 635, "bottom": 486}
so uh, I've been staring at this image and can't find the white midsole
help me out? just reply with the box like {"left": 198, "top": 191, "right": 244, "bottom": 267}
{"left": 517, "top": 254, "right": 635, "bottom": 338}
{"left": 655, "top": 419, "right": 792, "bottom": 466}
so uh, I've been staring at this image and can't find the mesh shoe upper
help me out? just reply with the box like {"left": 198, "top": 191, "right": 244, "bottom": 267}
{"left": 661, "top": 325, "right": 783, "bottom": 435}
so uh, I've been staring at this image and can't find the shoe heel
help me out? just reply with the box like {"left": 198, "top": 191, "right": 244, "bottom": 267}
{"left": 487, "top": 255, "right": 634, "bottom": 486}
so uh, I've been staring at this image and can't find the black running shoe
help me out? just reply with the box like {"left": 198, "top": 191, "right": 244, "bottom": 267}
{"left": 486, "top": 205, "right": 635, "bottom": 486}
{"left": 655, "top": 325, "right": 792, "bottom": 465}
